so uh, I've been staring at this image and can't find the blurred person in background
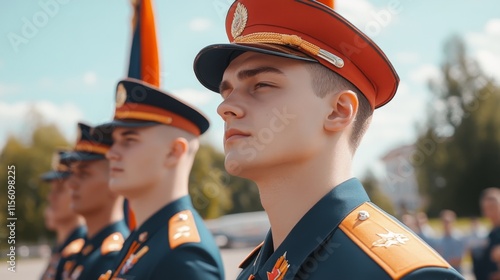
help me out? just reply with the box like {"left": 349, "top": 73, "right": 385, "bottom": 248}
{"left": 39, "top": 150, "right": 86, "bottom": 280}
{"left": 95, "top": 79, "right": 224, "bottom": 280}
{"left": 61, "top": 122, "right": 129, "bottom": 280}
{"left": 401, "top": 213, "right": 438, "bottom": 248}
{"left": 435, "top": 209, "right": 466, "bottom": 273}
{"left": 417, "top": 211, "right": 437, "bottom": 240}
{"left": 466, "top": 216, "right": 488, "bottom": 260}
{"left": 474, "top": 188, "right": 500, "bottom": 280}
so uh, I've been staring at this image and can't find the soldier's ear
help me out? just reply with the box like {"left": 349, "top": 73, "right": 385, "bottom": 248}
{"left": 323, "top": 90, "right": 358, "bottom": 132}
{"left": 164, "top": 137, "right": 188, "bottom": 167}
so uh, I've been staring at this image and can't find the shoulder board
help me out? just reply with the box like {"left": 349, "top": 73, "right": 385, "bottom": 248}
{"left": 339, "top": 202, "right": 450, "bottom": 279}
{"left": 168, "top": 210, "right": 201, "bottom": 249}
{"left": 61, "top": 238, "right": 85, "bottom": 258}
{"left": 101, "top": 232, "right": 125, "bottom": 255}
{"left": 239, "top": 242, "right": 263, "bottom": 268}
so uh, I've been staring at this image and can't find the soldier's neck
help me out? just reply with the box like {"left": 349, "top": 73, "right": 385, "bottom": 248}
{"left": 129, "top": 175, "right": 189, "bottom": 228}
{"left": 56, "top": 217, "right": 85, "bottom": 245}
{"left": 256, "top": 153, "right": 352, "bottom": 250}
{"left": 84, "top": 202, "right": 123, "bottom": 239}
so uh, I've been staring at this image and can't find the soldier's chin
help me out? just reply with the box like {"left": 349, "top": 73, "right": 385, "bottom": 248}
{"left": 108, "top": 179, "right": 127, "bottom": 193}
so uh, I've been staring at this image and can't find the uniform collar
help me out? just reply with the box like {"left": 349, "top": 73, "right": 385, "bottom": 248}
{"left": 83, "top": 220, "right": 128, "bottom": 253}
{"left": 254, "top": 178, "right": 370, "bottom": 279}
{"left": 57, "top": 225, "right": 87, "bottom": 253}
{"left": 129, "top": 196, "right": 193, "bottom": 244}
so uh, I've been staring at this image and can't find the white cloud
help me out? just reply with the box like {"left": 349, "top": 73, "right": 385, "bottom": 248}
{"left": 395, "top": 52, "right": 420, "bottom": 64}
{"left": 189, "top": 18, "right": 213, "bottom": 32}
{"left": 476, "top": 50, "right": 500, "bottom": 80}
{"left": 409, "top": 64, "right": 440, "bottom": 84}
{"left": 171, "top": 88, "right": 216, "bottom": 107}
{"left": 486, "top": 19, "right": 500, "bottom": 35}
{"left": 354, "top": 81, "right": 427, "bottom": 177}
{"left": 336, "top": 0, "right": 376, "bottom": 28}
{"left": 0, "top": 101, "right": 84, "bottom": 149}
{"left": 0, "top": 83, "right": 22, "bottom": 96}
{"left": 466, "top": 18, "right": 500, "bottom": 81}
{"left": 337, "top": 0, "right": 400, "bottom": 38}
{"left": 83, "top": 71, "right": 97, "bottom": 86}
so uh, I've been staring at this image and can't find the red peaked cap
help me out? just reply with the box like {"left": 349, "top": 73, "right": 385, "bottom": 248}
{"left": 194, "top": 0, "right": 399, "bottom": 109}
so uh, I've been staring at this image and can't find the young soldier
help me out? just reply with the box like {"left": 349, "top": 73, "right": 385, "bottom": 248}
{"left": 40, "top": 150, "right": 86, "bottom": 280}
{"left": 193, "top": 0, "right": 465, "bottom": 279}
{"left": 94, "top": 78, "right": 224, "bottom": 280}
{"left": 62, "top": 123, "right": 129, "bottom": 279}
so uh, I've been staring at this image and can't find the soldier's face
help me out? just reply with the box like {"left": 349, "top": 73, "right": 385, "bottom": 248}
{"left": 68, "top": 160, "right": 112, "bottom": 215}
{"left": 217, "top": 52, "right": 330, "bottom": 179}
{"left": 48, "top": 178, "right": 78, "bottom": 223}
{"left": 107, "top": 126, "right": 170, "bottom": 196}
{"left": 43, "top": 206, "right": 56, "bottom": 231}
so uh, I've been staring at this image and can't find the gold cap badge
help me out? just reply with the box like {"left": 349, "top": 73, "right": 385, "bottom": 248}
{"left": 116, "top": 83, "right": 127, "bottom": 108}
{"left": 231, "top": 3, "right": 248, "bottom": 39}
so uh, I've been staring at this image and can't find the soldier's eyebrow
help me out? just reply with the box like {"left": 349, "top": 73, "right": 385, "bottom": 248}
{"left": 219, "top": 66, "right": 284, "bottom": 93}
{"left": 71, "top": 163, "right": 89, "bottom": 173}
{"left": 219, "top": 80, "right": 231, "bottom": 95}
{"left": 120, "top": 130, "right": 140, "bottom": 137}
{"left": 237, "top": 66, "right": 284, "bottom": 80}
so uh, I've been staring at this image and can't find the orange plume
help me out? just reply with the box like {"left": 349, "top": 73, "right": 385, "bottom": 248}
{"left": 317, "top": 0, "right": 334, "bottom": 9}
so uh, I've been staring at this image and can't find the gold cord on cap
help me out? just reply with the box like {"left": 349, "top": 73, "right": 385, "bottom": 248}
{"left": 234, "top": 32, "right": 344, "bottom": 68}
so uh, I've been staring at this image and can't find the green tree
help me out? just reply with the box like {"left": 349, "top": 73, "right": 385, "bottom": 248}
{"left": 189, "top": 144, "right": 263, "bottom": 219}
{"left": 0, "top": 117, "right": 69, "bottom": 248}
{"left": 189, "top": 144, "right": 232, "bottom": 219}
{"left": 414, "top": 36, "right": 500, "bottom": 217}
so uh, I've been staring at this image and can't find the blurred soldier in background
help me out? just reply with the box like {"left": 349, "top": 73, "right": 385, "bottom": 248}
{"left": 61, "top": 123, "right": 129, "bottom": 279}
{"left": 39, "top": 150, "right": 86, "bottom": 280}
{"left": 94, "top": 79, "right": 224, "bottom": 280}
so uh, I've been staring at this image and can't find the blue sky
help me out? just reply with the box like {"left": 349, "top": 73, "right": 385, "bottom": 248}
{"left": 1, "top": 0, "right": 499, "bottom": 178}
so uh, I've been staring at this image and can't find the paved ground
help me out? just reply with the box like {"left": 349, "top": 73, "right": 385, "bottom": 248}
{"left": 1, "top": 247, "right": 475, "bottom": 279}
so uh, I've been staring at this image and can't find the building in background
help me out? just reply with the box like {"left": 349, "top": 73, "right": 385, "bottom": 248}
{"left": 380, "top": 145, "right": 422, "bottom": 216}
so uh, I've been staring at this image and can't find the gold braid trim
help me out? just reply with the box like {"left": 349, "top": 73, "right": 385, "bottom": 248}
{"left": 234, "top": 32, "right": 321, "bottom": 55}
{"left": 233, "top": 32, "right": 344, "bottom": 68}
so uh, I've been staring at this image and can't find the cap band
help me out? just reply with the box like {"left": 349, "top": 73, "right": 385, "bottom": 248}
{"left": 75, "top": 141, "right": 110, "bottom": 155}
{"left": 115, "top": 103, "right": 201, "bottom": 136}
{"left": 54, "top": 163, "right": 70, "bottom": 172}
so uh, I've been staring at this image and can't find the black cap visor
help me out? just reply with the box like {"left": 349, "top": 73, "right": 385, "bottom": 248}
{"left": 60, "top": 151, "right": 106, "bottom": 164}
{"left": 194, "top": 43, "right": 318, "bottom": 93}
{"left": 40, "top": 171, "right": 71, "bottom": 182}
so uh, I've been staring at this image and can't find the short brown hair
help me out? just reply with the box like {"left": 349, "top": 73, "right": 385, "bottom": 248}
{"left": 306, "top": 63, "right": 374, "bottom": 151}
{"left": 481, "top": 187, "right": 500, "bottom": 203}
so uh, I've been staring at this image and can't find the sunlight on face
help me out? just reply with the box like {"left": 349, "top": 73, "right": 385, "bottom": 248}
{"left": 107, "top": 126, "right": 171, "bottom": 197}
{"left": 217, "top": 52, "right": 329, "bottom": 179}
{"left": 49, "top": 179, "right": 78, "bottom": 223}
{"left": 69, "top": 160, "right": 111, "bottom": 215}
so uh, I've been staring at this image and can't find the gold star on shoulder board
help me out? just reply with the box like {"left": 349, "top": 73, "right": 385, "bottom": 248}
{"left": 372, "top": 230, "right": 409, "bottom": 248}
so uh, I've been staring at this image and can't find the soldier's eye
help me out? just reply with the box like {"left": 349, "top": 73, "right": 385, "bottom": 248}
{"left": 125, "top": 138, "right": 136, "bottom": 143}
{"left": 255, "top": 82, "right": 269, "bottom": 89}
